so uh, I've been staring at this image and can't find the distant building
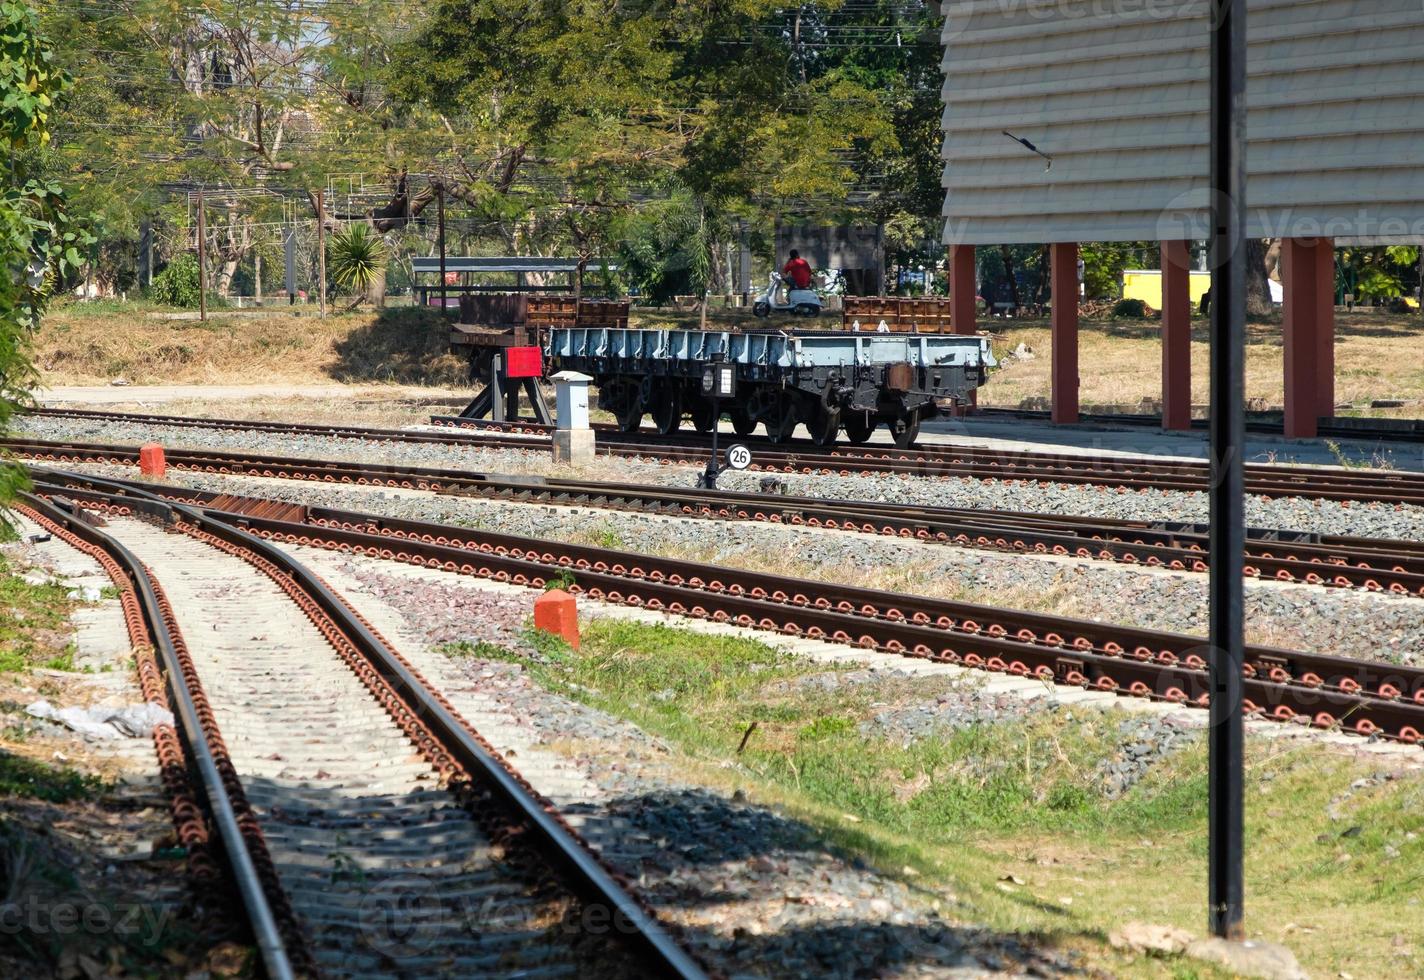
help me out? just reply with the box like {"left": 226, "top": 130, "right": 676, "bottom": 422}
{"left": 775, "top": 223, "right": 885, "bottom": 295}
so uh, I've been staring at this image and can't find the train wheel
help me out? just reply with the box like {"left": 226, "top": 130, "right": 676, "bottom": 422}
{"left": 690, "top": 398, "right": 717, "bottom": 433}
{"left": 650, "top": 386, "right": 682, "bottom": 436}
{"left": 607, "top": 382, "right": 644, "bottom": 433}
{"left": 807, "top": 404, "right": 840, "bottom": 448}
{"left": 889, "top": 410, "right": 921, "bottom": 449}
{"left": 843, "top": 412, "right": 875, "bottom": 444}
{"left": 763, "top": 393, "right": 798, "bottom": 443}
{"left": 730, "top": 403, "right": 757, "bottom": 436}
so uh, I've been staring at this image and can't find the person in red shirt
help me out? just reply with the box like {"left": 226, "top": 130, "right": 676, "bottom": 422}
{"left": 781, "top": 250, "right": 813, "bottom": 290}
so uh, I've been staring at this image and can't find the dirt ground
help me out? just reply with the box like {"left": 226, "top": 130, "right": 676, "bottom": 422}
{"left": 31, "top": 301, "right": 1424, "bottom": 420}
{"left": 980, "top": 312, "right": 1424, "bottom": 418}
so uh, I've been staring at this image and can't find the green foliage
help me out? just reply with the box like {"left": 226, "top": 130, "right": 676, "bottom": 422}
{"left": 0, "top": 553, "right": 76, "bottom": 672}
{"left": 327, "top": 223, "right": 389, "bottom": 296}
{"left": 0, "top": 752, "right": 105, "bottom": 802}
{"left": 3, "top": 1, "right": 87, "bottom": 504}
{"left": 1339, "top": 244, "right": 1422, "bottom": 306}
{"left": 1110, "top": 297, "right": 1151, "bottom": 319}
{"left": 147, "top": 253, "right": 201, "bottom": 308}
{"left": 1081, "top": 241, "right": 1157, "bottom": 300}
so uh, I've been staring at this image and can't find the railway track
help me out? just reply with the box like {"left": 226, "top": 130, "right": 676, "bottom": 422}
{"left": 16, "top": 486, "right": 707, "bottom": 979}
{"left": 10, "top": 435, "right": 1424, "bottom": 597}
{"left": 430, "top": 415, "right": 1424, "bottom": 507}
{"left": 30, "top": 467, "right": 1424, "bottom": 746}
{"left": 970, "top": 405, "right": 1424, "bottom": 444}
{"left": 24, "top": 405, "right": 1424, "bottom": 506}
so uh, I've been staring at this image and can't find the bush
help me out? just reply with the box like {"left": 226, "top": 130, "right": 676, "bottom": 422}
{"left": 148, "top": 253, "right": 201, "bottom": 307}
{"left": 1110, "top": 297, "right": 1151, "bottom": 319}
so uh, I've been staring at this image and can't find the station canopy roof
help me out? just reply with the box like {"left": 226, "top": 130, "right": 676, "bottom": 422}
{"left": 411, "top": 257, "right": 617, "bottom": 275}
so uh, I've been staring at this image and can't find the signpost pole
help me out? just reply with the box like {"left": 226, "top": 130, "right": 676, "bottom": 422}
{"left": 1208, "top": 0, "right": 1247, "bottom": 941}
{"left": 196, "top": 191, "right": 207, "bottom": 323}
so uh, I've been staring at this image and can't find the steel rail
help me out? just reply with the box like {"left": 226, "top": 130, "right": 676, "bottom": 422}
{"left": 23, "top": 405, "right": 1424, "bottom": 506}
{"left": 11, "top": 436, "right": 1424, "bottom": 597}
{"left": 32, "top": 469, "right": 1424, "bottom": 745}
{"left": 13, "top": 493, "right": 298, "bottom": 980}
{"left": 23, "top": 476, "right": 708, "bottom": 980}
{"left": 429, "top": 415, "right": 1424, "bottom": 506}
{"left": 970, "top": 406, "right": 1424, "bottom": 445}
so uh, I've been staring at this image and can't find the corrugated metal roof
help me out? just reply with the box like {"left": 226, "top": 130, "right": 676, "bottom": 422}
{"left": 940, "top": 0, "right": 1424, "bottom": 244}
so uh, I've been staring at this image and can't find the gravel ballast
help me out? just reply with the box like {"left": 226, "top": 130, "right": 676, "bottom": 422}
{"left": 288, "top": 549, "right": 1079, "bottom": 978}
{"left": 54, "top": 461, "right": 1424, "bottom": 668}
{"left": 17, "top": 414, "right": 1424, "bottom": 542}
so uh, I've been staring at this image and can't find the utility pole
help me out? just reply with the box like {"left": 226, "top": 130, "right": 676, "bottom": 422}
{"left": 196, "top": 191, "right": 207, "bottom": 323}
{"left": 139, "top": 219, "right": 152, "bottom": 290}
{"left": 316, "top": 189, "right": 327, "bottom": 319}
{"left": 437, "top": 185, "right": 447, "bottom": 315}
{"left": 1208, "top": 0, "right": 1246, "bottom": 942}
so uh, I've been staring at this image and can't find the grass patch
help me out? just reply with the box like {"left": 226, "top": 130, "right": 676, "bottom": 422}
{"left": 0, "top": 556, "right": 79, "bottom": 673}
{"left": 517, "top": 616, "right": 1424, "bottom": 977}
{"left": 0, "top": 751, "right": 107, "bottom": 803}
{"left": 35, "top": 305, "right": 467, "bottom": 386}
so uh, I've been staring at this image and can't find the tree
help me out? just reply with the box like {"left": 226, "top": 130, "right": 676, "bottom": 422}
{"left": 3, "top": 1, "right": 90, "bottom": 504}
{"left": 327, "top": 223, "right": 390, "bottom": 308}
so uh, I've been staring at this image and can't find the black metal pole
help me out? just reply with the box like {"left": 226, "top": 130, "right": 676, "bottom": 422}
{"left": 708, "top": 395, "right": 720, "bottom": 488}
{"left": 1208, "top": 0, "right": 1247, "bottom": 941}
{"left": 437, "top": 186, "right": 447, "bottom": 315}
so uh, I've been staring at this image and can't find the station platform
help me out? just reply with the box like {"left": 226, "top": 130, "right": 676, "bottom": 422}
{"left": 918, "top": 414, "right": 1424, "bottom": 473}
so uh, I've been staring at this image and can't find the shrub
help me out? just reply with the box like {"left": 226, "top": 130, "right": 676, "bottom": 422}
{"left": 148, "top": 253, "right": 202, "bottom": 307}
{"left": 1110, "top": 297, "right": 1151, "bottom": 319}
{"left": 327, "top": 223, "right": 389, "bottom": 302}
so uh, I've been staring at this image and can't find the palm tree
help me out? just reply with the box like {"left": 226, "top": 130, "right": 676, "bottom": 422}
{"left": 327, "top": 223, "right": 390, "bottom": 309}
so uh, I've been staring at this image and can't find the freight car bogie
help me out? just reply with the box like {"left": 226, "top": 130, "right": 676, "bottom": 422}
{"left": 547, "top": 326, "right": 994, "bottom": 448}
{"left": 593, "top": 372, "right": 935, "bottom": 448}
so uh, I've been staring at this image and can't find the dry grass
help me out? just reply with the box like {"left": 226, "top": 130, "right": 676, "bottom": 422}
{"left": 982, "top": 312, "right": 1424, "bottom": 418}
{"left": 34, "top": 302, "right": 468, "bottom": 387}
{"left": 35, "top": 300, "right": 1422, "bottom": 422}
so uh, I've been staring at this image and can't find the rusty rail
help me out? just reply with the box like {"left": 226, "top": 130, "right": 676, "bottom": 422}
{"left": 32, "top": 469, "right": 1424, "bottom": 746}
{"left": 10, "top": 435, "right": 1424, "bottom": 597}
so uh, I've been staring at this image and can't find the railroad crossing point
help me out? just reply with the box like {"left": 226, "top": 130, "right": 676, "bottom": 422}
{"left": 138, "top": 443, "right": 166, "bottom": 478}
{"left": 533, "top": 589, "right": 580, "bottom": 649}
{"left": 551, "top": 370, "right": 595, "bottom": 466}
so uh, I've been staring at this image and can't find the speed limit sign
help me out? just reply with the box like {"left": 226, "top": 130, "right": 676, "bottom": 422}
{"left": 725, "top": 443, "right": 753, "bottom": 470}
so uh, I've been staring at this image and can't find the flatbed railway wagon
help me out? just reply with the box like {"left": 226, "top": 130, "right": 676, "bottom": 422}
{"left": 545, "top": 326, "right": 995, "bottom": 447}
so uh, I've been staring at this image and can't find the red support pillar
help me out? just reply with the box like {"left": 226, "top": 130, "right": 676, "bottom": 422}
{"left": 1282, "top": 236, "right": 1335, "bottom": 438}
{"left": 1050, "top": 242, "right": 1079, "bottom": 424}
{"left": 1161, "top": 240, "right": 1193, "bottom": 430}
{"left": 949, "top": 244, "right": 977, "bottom": 411}
{"left": 1314, "top": 239, "right": 1336, "bottom": 419}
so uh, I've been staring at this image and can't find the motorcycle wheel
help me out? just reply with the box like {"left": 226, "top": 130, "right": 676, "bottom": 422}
{"left": 752, "top": 301, "right": 771, "bottom": 317}
{"left": 793, "top": 303, "right": 819, "bottom": 317}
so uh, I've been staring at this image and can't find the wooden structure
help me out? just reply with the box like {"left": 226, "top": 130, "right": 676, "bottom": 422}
{"left": 841, "top": 297, "right": 957, "bottom": 333}
{"left": 449, "top": 296, "right": 631, "bottom": 424}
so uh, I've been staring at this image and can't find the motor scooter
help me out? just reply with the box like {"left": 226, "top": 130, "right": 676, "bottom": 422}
{"left": 751, "top": 271, "right": 822, "bottom": 317}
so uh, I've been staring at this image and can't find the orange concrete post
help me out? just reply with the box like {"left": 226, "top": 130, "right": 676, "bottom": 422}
{"left": 1160, "top": 240, "right": 1193, "bottom": 431}
{"left": 533, "top": 588, "right": 579, "bottom": 649}
{"left": 138, "top": 443, "right": 166, "bottom": 478}
{"left": 1282, "top": 237, "right": 1335, "bottom": 438}
{"left": 1050, "top": 242, "right": 1079, "bottom": 424}
{"left": 949, "top": 244, "right": 977, "bottom": 411}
